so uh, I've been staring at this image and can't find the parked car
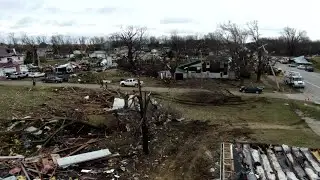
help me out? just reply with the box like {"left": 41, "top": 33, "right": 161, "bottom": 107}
{"left": 29, "top": 72, "right": 45, "bottom": 78}
{"left": 305, "top": 66, "right": 314, "bottom": 72}
{"left": 279, "top": 59, "right": 288, "bottom": 64}
{"left": 56, "top": 73, "right": 70, "bottom": 82}
{"left": 239, "top": 86, "right": 263, "bottom": 94}
{"left": 6, "top": 72, "right": 28, "bottom": 80}
{"left": 297, "top": 65, "right": 305, "bottom": 70}
{"left": 120, "top": 78, "right": 144, "bottom": 87}
{"left": 288, "top": 64, "right": 297, "bottom": 67}
{"left": 6, "top": 73, "right": 19, "bottom": 80}
{"left": 42, "top": 76, "right": 63, "bottom": 83}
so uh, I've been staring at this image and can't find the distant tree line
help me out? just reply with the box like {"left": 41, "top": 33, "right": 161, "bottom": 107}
{"left": 1, "top": 22, "right": 319, "bottom": 81}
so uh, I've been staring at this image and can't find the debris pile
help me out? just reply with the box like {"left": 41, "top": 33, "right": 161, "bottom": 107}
{"left": 0, "top": 87, "right": 189, "bottom": 179}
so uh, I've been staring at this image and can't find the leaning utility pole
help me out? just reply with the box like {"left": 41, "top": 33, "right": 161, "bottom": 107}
{"left": 259, "top": 44, "right": 280, "bottom": 91}
{"left": 200, "top": 50, "right": 203, "bottom": 89}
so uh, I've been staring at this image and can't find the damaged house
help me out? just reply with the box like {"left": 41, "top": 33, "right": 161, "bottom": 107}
{"left": 174, "top": 56, "right": 235, "bottom": 80}
{"left": 0, "top": 47, "right": 26, "bottom": 77}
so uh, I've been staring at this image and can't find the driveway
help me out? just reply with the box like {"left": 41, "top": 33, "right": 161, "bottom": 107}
{"left": 276, "top": 63, "right": 320, "bottom": 103}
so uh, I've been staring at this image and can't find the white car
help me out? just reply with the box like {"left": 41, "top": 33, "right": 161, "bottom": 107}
{"left": 120, "top": 78, "right": 144, "bottom": 87}
{"left": 297, "top": 65, "right": 305, "bottom": 70}
{"left": 29, "top": 72, "right": 45, "bottom": 78}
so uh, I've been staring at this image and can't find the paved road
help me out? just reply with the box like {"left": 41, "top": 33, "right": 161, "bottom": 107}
{"left": 0, "top": 80, "right": 308, "bottom": 101}
{"left": 276, "top": 63, "right": 320, "bottom": 103}
{"left": 0, "top": 80, "right": 211, "bottom": 94}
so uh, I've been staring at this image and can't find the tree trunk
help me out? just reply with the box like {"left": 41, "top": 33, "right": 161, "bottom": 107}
{"left": 256, "top": 51, "right": 263, "bottom": 82}
{"left": 137, "top": 79, "right": 149, "bottom": 154}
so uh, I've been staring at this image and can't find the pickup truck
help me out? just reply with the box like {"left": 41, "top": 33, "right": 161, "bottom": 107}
{"left": 6, "top": 72, "right": 28, "bottom": 79}
{"left": 284, "top": 71, "right": 305, "bottom": 88}
{"left": 120, "top": 78, "right": 143, "bottom": 87}
{"left": 29, "top": 72, "right": 45, "bottom": 78}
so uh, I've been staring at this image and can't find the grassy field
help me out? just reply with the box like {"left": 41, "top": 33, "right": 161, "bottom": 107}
{"left": 158, "top": 92, "right": 320, "bottom": 147}
{"left": 1, "top": 85, "right": 319, "bottom": 148}
{"left": 311, "top": 57, "right": 320, "bottom": 71}
{"left": 291, "top": 101, "right": 320, "bottom": 120}
{"left": 0, "top": 85, "right": 54, "bottom": 119}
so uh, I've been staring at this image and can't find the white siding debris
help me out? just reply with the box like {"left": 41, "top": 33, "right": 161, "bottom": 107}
{"left": 57, "top": 149, "right": 111, "bottom": 168}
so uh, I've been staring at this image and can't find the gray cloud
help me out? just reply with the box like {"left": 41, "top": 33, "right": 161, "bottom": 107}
{"left": 45, "top": 7, "right": 64, "bottom": 13}
{"left": 165, "top": 29, "right": 195, "bottom": 35}
{"left": 160, "top": 18, "right": 193, "bottom": 24}
{"left": 97, "top": 7, "right": 116, "bottom": 14}
{"left": 1, "top": 0, "right": 43, "bottom": 11}
{"left": 44, "top": 20, "right": 75, "bottom": 27}
{"left": 10, "top": 17, "right": 36, "bottom": 29}
{"left": 85, "top": 7, "right": 117, "bottom": 14}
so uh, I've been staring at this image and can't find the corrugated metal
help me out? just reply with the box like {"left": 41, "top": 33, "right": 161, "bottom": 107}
{"left": 223, "top": 143, "right": 320, "bottom": 180}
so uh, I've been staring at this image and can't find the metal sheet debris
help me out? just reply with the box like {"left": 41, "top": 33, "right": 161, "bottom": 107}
{"left": 57, "top": 149, "right": 112, "bottom": 168}
{"left": 0, "top": 176, "right": 17, "bottom": 180}
{"left": 112, "top": 98, "right": 125, "bottom": 110}
{"left": 225, "top": 143, "right": 320, "bottom": 180}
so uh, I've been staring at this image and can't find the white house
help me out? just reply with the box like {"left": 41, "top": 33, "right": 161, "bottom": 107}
{"left": 100, "top": 56, "right": 118, "bottom": 68}
{"left": 174, "top": 58, "right": 233, "bottom": 80}
{"left": 89, "top": 51, "right": 107, "bottom": 59}
{"left": 0, "top": 47, "right": 25, "bottom": 77}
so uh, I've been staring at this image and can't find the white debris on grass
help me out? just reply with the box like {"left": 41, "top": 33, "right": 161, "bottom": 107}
{"left": 112, "top": 98, "right": 125, "bottom": 110}
{"left": 24, "top": 126, "right": 43, "bottom": 135}
{"left": 84, "top": 95, "right": 89, "bottom": 100}
{"left": 105, "top": 169, "right": 115, "bottom": 173}
{"left": 57, "top": 149, "right": 111, "bottom": 168}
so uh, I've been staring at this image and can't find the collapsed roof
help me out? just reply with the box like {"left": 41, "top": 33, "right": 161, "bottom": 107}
{"left": 292, "top": 56, "right": 312, "bottom": 65}
{"left": 221, "top": 142, "right": 320, "bottom": 180}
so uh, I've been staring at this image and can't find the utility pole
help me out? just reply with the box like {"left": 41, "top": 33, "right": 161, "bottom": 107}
{"left": 258, "top": 44, "right": 280, "bottom": 91}
{"left": 200, "top": 50, "right": 203, "bottom": 89}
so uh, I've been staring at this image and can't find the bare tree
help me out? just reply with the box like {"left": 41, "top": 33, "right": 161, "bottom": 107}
{"left": 8, "top": 33, "right": 19, "bottom": 46}
{"left": 281, "top": 27, "right": 309, "bottom": 56}
{"left": 78, "top": 36, "right": 88, "bottom": 55}
{"left": 247, "top": 20, "right": 266, "bottom": 82}
{"left": 35, "top": 36, "right": 47, "bottom": 44}
{"left": 113, "top": 26, "right": 147, "bottom": 69}
{"left": 51, "top": 35, "right": 66, "bottom": 56}
{"left": 20, "top": 33, "right": 38, "bottom": 65}
{"left": 204, "top": 32, "right": 223, "bottom": 55}
{"left": 113, "top": 26, "right": 150, "bottom": 154}
{"left": 218, "top": 22, "right": 254, "bottom": 84}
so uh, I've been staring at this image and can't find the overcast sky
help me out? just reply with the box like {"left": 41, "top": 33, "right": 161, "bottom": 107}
{"left": 0, "top": 0, "right": 319, "bottom": 40}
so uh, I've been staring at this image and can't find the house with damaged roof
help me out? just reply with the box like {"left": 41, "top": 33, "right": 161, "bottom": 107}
{"left": 174, "top": 55, "right": 235, "bottom": 80}
{"left": 0, "top": 47, "right": 27, "bottom": 77}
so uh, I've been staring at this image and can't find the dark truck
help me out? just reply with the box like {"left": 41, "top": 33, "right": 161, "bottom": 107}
{"left": 42, "top": 76, "right": 63, "bottom": 83}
